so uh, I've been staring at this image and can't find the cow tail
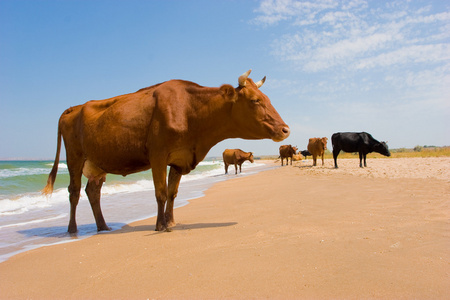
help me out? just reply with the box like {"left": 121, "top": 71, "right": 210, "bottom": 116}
{"left": 42, "top": 125, "right": 62, "bottom": 195}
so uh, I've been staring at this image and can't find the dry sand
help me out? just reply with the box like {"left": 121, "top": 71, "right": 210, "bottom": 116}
{"left": 1, "top": 157, "right": 449, "bottom": 299}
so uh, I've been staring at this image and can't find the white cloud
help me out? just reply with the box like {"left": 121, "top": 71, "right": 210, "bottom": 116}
{"left": 251, "top": 0, "right": 450, "bottom": 148}
{"left": 253, "top": 0, "right": 338, "bottom": 26}
{"left": 355, "top": 44, "right": 450, "bottom": 70}
{"left": 255, "top": 0, "right": 450, "bottom": 73}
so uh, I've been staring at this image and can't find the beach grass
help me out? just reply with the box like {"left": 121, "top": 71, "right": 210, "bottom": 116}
{"left": 324, "top": 146, "right": 450, "bottom": 159}
{"left": 255, "top": 146, "right": 450, "bottom": 161}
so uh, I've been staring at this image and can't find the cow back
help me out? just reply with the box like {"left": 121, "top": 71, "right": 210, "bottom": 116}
{"left": 307, "top": 137, "right": 327, "bottom": 155}
{"left": 279, "top": 145, "right": 296, "bottom": 157}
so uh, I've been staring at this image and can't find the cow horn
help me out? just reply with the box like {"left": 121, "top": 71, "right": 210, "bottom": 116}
{"left": 238, "top": 69, "right": 252, "bottom": 87}
{"left": 256, "top": 76, "right": 266, "bottom": 88}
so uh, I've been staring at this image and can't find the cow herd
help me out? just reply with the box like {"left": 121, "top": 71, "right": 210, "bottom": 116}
{"left": 222, "top": 132, "right": 390, "bottom": 174}
{"left": 232, "top": 131, "right": 390, "bottom": 173}
{"left": 43, "top": 70, "right": 390, "bottom": 233}
{"left": 281, "top": 132, "right": 390, "bottom": 168}
{"left": 280, "top": 131, "right": 390, "bottom": 168}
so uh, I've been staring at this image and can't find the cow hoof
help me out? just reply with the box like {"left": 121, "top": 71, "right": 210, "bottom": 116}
{"left": 98, "top": 226, "right": 111, "bottom": 232}
{"left": 165, "top": 227, "right": 173, "bottom": 232}
{"left": 155, "top": 224, "right": 168, "bottom": 231}
{"left": 68, "top": 225, "right": 78, "bottom": 234}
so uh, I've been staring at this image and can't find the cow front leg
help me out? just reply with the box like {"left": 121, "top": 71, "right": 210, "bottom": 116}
{"left": 359, "top": 152, "right": 364, "bottom": 168}
{"left": 85, "top": 178, "right": 110, "bottom": 232}
{"left": 363, "top": 154, "right": 367, "bottom": 167}
{"left": 152, "top": 165, "right": 169, "bottom": 231}
{"left": 235, "top": 164, "right": 238, "bottom": 174}
{"left": 166, "top": 167, "right": 182, "bottom": 228}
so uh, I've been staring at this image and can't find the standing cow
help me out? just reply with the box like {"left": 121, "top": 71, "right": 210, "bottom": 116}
{"left": 307, "top": 137, "right": 328, "bottom": 166}
{"left": 279, "top": 144, "right": 298, "bottom": 166}
{"left": 300, "top": 150, "right": 311, "bottom": 159}
{"left": 43, "top": 70, "right": 290, "bottom": 233}
{"left": 223, "top": 149, "right": 254, "bottom": 174}
{"left": 332, "top": 132, "right": 390, "bottom": 168}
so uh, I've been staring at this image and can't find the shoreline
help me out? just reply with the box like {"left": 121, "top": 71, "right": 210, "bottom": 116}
{"left": 0, "top": 160, "right": 277, "bottom": 263}
{"left": 1, "top": 157, "right": 449, "bottom": 299}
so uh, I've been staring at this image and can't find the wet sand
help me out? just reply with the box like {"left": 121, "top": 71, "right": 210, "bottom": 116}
{"left": 1, "top": 157, "right": 449, "bottom": 299}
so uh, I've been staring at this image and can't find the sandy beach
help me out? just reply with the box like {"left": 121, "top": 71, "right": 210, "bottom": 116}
{"left": 1, "top": 157, "right": 449, "bottom": 299}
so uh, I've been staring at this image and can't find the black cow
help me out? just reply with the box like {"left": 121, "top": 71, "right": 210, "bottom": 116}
{"left": 300, "top": 150, "right": 311, "bottom": 159}
{"left": 332, "top": 132, "right": 391, "bottom": 168}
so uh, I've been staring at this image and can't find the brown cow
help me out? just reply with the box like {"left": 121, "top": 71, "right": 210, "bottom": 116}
{"left": 279, "top": 144, "right": 298, "bottom": 166}
{"left": 307, "top": 137, "right": 328, "bottom": 166}
{"left": 223, "top": 149, "right": 254, "bottom": 174}
{"left": 43, "top": 70, "right": 290, "bottom": 232}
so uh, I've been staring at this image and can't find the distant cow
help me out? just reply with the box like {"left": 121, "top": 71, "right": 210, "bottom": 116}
{"left": 292, "top": 154, "right": 302, "bottom": 161}
{"left": 332, "top": 132, "right": 391, "bottom": 168}
{"left": 300, "top": 150, "right": 311, "bottom": 159}
{"left": 223, "top": 149, "right": 254, "bottom": 174}
{"left": 307, "top": 137, "right": 328, "bottom": 166}
{"left": 279, "top": 144, "right": 298, "bottom": 166}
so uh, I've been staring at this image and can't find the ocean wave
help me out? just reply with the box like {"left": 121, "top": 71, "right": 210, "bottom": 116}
{"left": 0, "top": 168, "right": 50, "bottom": 179}
{"left": 0, "top": 188, "right": 69, "bottom": 215}
{"left": 0, "top": 214, "right": 67, "bottom": 230}
{"left": 102, "top": 179, "right": 154, "bottom": 195}
{"left": 0, "top": 160, "right": 265, "bottom": 216}
{"left": 197, "top": 161, "right": 223, "bottom": 166}
{"left": 46, "top": 163, "right": 68, "bottom": 169}
{"left": 0, "top": 163, "right": 68, "bottom": 179}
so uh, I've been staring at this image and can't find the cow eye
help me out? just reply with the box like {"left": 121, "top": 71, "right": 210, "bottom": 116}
{"left": 251, "top": 99, "right": 260, "bottom": 104}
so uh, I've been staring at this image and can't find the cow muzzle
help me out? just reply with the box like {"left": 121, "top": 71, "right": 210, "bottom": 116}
{"left": 272, "top": 126, "right": 290, "bottom": 142}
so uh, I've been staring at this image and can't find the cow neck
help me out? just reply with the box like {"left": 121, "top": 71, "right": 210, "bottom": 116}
{"left": 191, "top": 96, "right": 236, "bottom": 158}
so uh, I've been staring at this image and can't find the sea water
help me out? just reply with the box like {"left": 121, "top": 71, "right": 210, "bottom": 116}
{"left": 0, "top": 159, "right": 276, "bottom": 262}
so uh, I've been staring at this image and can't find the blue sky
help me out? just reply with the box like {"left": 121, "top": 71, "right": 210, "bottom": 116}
{"left": 0, "top": 0, "right": 449, "bottom": 160}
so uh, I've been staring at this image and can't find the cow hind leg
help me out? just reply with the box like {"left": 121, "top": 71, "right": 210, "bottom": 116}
{"left": 85, "top": 179, "right": 110, "bottom": 231}
{"left": 65, "top": 156, "right": 85, "bottom": 234}
{"left": 235, "top": 164, "right": 238, "bottom": 174}
{"left": 68, "top": 178, "right": 81, "bottom": 234}
{"left": 359, "top": 152, "right": 364, "bottom": 168}
{"left": 166, "top": 167, "right": 182, "bottom": 228}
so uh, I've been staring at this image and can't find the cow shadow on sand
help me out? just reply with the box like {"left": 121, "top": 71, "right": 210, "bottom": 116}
{"left": 18, "top": 221, "right": 238, "bottom": 239}
{"left": 17, "top": 222, "right": 126, "bottom": 239}
{"left": 118, "top": 222, "right": 238, "bottom": 234}
{"left": 294, "top": 164, "right": 336, "bottom": 170}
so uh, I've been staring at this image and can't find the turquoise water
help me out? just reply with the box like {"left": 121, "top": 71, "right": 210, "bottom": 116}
{"left": 0, "top": 159, "right": 275, "bottom": 262}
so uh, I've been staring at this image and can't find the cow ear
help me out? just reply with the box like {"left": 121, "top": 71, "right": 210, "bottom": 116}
{"left": 220, "top": 84, "right": 237, "bottom": 102}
